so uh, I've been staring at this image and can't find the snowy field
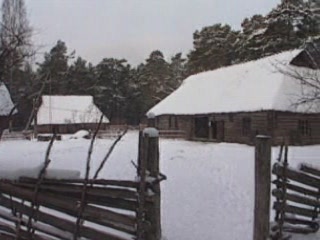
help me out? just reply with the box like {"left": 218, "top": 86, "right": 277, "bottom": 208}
{"left": 0, "top": 130, "right": 319, "bottom": 240}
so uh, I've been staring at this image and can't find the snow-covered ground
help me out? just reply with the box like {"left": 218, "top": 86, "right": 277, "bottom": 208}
{"left": 0, "top": 130, "right": 319, "bottom": 240}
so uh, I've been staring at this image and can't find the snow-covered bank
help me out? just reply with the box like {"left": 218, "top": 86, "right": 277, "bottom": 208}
{"left": 0, "top": 131, "right": 319, "bottom": 240}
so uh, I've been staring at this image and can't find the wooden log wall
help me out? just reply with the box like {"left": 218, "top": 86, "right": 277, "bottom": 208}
{"left": 271, "top": 148, "right": 320, "bottom": 239}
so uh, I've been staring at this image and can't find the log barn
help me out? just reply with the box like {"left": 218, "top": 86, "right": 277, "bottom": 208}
{"left": 147, "top": 49, "right": 320, "bottom": 145}
{"left": 34, "top": 95, "right": 109, "bottom": 134}
{"left": 0, "top": 82, "right": 16, "bottom": 136}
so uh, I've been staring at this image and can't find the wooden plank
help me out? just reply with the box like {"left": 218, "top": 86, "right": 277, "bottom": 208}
{"left": 272, "top": 163, "right": 320, "bottom": 189}
{"left": 15, "top": 182, "right": 137, "bottom": 200}
{"left": 272, "top": 223, "right": 318, "bottom": 234}
{"left": 0, "top": 210, "right": 71, "bottom": 240}
{"left": 273, "top": 202, "right": 318, "bottom": 218}
{"left": 300, "top": 164, "right": 320, "bottom": 178}
{"left": 273, "top": 180, "right": 320, "bottom": 198}
{"left": 0, "top": 195, "right": 129, "bottom": 240}
{"left": 0, "top": 221, "right": 52, "bottom": 240}
{"left": 283, "top": 216, "right": 319, "bottom": 231}
{"left": 13, "top": 183, "right": 138, "bottom": 211}
{"left": 0, "top": 182, "right": 136, "bottom": 234}
{"left": 272, "top": 189, "right": 320, "bottom": 208}
{"left": 18, "top": 177, "right": 139, "bottom": 189}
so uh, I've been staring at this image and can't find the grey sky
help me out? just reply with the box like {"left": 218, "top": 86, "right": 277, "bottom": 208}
{"left": 25, "top": 0, "right": 280, "bottom": 66}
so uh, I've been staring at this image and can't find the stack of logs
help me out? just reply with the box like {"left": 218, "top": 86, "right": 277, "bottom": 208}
{"left": 0, "top": 129, "right": 164, "bottom": 240}
{"left": 271, "top": 145, "right": 320, "bottom": 239}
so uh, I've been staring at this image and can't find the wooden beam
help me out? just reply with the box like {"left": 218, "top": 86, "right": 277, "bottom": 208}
{"left": 13, "top": 183, "right": 138, "bottom": 211}
{"left": 300, "top": 164, "right": 320, "bottom": 178}
{"left": 272, "top": 189, "right": 320, "bottom": 208}
{"left": 273, "top": 180, "right": 320, "bottom": 198}
{"left": 273, "top": 163, "right": 320, "bottom": 189}
{"left": 18, "top": 177, "right": 139, "bottom": 189}
{"left": 273, "top": 202, "right": 318, "bottom": 218}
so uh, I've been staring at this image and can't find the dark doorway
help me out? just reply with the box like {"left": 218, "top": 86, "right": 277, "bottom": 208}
{"left": 218, "top": 120, "right": 225, "bottom": 141}
{"left": 194, "top": 117, "right": 209, "bottom": 138}
{"left": 211, "top": 121, "right": 217, "bottom": 139}
{"left": 210, "top": 120, "right": 225, "bottom": 141}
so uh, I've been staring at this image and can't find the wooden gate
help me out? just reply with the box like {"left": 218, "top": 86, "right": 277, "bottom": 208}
{"left": 0, "top": 128, "right": 165, "bottom": 240}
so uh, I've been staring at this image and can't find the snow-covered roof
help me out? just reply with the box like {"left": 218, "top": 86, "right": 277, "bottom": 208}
{"left": 147, "top": 49, "right": 320, "bottom": 116}
{"left": 36, "top": 95, "right": 109, "bottom": 124}
{"left": 0, "top": 82, "right": 15, "bottom": 116}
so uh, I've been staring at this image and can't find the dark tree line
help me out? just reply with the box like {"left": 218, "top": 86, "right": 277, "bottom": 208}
{"left": 3, "top": 0, "right": 320, "bottom": 129}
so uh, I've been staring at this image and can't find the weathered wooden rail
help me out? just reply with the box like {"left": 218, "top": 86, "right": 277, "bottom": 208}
{"left": 0, "top": 126, "right": 165, "bottom": 240}
{"left": 270, "top": 145, "right": 320, "bottom": 239}
{"left": 253, "top": 138, "right": 320, "bottom": 240}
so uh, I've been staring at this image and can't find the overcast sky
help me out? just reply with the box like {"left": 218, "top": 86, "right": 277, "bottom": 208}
{"left": 25, "top": 0, "right": 280, "bottom": 66}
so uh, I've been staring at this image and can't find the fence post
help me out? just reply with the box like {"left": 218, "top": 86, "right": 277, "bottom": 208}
{"left": 141, "top": 116, "right": 161, "bottom": 240}
{"left": 254, "top": 135, "right": 271, "bottom": 240}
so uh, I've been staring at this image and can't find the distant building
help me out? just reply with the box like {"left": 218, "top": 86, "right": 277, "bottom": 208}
{"left": 34, "top": 95, "right": 109, "bottom": 134}
{"left": 0, "top": 82, "right": 16, "bottom": 136}
{"left": 147, "top": 49, "right": 320, "bottom": 145}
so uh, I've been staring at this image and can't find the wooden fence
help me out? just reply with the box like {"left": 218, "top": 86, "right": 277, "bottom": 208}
{"left": 271, "top": 145, "right": 320, "bottom": 239}
{"left": 0, "top": 127, "right": 165, "bottom": 240}
{"left": 253, "top": 137, "right": 320, "bottom": 240}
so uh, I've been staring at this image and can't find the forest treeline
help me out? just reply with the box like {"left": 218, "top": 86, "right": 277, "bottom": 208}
{"left": 1, "top": 0, "right": 320, "bottom": 127}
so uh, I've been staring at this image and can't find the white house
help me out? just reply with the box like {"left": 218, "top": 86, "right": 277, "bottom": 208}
{"left": 34, "top": 95, "right": 109, "bottom": 134}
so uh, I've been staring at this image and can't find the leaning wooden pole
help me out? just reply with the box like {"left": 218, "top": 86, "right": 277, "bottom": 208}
{"left": 253, "top": 135, "right": 271, "bottom": 240}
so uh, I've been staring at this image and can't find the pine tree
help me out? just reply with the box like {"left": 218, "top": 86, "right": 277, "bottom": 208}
{"left": 169, "top": 53, "right": 186, "bottom": 88}
{"left": 262, "top": 0, "right": 317, "bottom": 55}
{"left": 37, "top": 40, "right": 74, "bottom": 95}
{"left": 95, "top": 58, "right": 131, "bottom": 123}
{"left": 187, "top": 24, "right": 239, "bottom": 75}
{"left": 68, "top": 57, "right": 96, "bottom": 95}
{"left": 137, "top": 50, "right": 172, "bottom": 110}
{"left": 235, "top": 15, "right": 268, "bottom": 62}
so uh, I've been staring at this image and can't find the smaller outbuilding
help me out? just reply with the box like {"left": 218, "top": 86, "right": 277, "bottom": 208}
{"left": 147, "top": 49, "right": 320, "bottom": 145}
{"left": 0, "top": 82, "right": 16, "bottom": 136}
{"left": 34, "top": 95, "right": 109, "bottom": 134}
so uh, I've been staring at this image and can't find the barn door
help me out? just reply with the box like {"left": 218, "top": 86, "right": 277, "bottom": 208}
{"left": 217, "top": 120, "right": 225, "bottom": 141}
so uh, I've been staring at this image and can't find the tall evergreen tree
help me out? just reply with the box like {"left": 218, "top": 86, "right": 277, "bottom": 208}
{"left": 37, "top": 40, "right": 74, "bottom": 95}
{"left": 187, "top": 24, "right": 239, "bottom": 75}
{"left": 169, "top": 53, "right": 186, "bottom": 88}
{"left": 95, "top": 58, "right": 131, "bottom": 123}
{"left": 68, "top": 57, "right": 96, "bottom": 95}
{"left": 262, "top": 0, "right": 317, "bottom": 54}
{"left": 137, "top": 50, "right": 172, "bottom": 110}
{"left": 235, "top": 15, "right": 268, "bottom": 62}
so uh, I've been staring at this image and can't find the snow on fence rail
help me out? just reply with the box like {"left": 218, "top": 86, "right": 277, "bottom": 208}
{"left": 0, "top": 125, "right": 165, "bottom": 240}
{"left": 270, "top": 148, "right": 320, "bottom": 239}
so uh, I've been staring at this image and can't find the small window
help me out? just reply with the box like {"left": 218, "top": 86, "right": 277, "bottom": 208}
{"left": 298, "top": 120, "right": 311, "bottom": 136}
{"left": 242, "top": 117, "right": 251, "bottom": 136}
